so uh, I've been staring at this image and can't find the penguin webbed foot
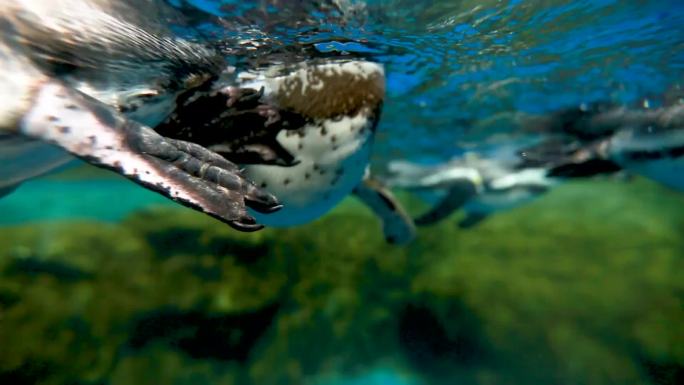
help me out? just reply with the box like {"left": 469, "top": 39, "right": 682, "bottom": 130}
{"left": 223, "top": 86, "right": 264, "bottom": 109}
{"left": 207, "top": 96, "right": 303, "bottom": 167}
{"left": 133, "top": 136, "right": 283, "bottom": 219}
{"left": 220, "top": 87, "right": 285, "bottom": 129}
{"left": 20, "top": 81, "right": 281, "bottom": 231}
{"left": 157, "top": 85, "right": 301, "bottom": 167}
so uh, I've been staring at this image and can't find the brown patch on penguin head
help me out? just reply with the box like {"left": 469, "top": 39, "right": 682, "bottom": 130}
{"left": 272, "top": 61, "right": 385, "bottom": 121}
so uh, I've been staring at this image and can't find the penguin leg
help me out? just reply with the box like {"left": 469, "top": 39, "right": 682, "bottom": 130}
{"left": 414, "top": 180, "right": 478, "bottom": 226}
{"left": 457, "top": 212, "right": 489, "bottom": 229}
{"left": 18, "top": 81, "right": 281, "bottom": 231}
{"left": 353, "top": 176, "right": 416, "bottom": 245}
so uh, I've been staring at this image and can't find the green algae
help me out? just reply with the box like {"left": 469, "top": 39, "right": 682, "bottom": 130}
{"left": 0, "top": 177, "right": 682, "bottom": 385}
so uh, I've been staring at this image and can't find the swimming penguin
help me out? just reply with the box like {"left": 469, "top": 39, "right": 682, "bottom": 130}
{"left": 519, "top": 102, "right": 684, "bottom": 192}
{"left": 383, "top": 148, "right": 559, "bottom": 228}
{"left": 157, "top": 59, "right": 416, "bottom": 244}
{"left": 0, "top": 0, "right": 292, "bottom": 230}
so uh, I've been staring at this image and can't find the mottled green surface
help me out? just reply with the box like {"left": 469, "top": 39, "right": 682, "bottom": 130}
{"left": 0, "top": 173, "right": 682, "bottom": 385}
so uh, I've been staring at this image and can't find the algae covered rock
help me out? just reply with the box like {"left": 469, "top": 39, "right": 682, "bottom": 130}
{"left": 0, "top": 178, "right": 683, "bottom": 385}
{"left": 407, "top": 178, "right": 684, "bottom": 385}
{"left": 0, "top": 213, "right": 288, "bottom": 385}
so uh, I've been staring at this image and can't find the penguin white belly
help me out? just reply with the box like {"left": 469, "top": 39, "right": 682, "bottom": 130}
{"left": 244, "top": 112, "right": 373, "bottom": 226}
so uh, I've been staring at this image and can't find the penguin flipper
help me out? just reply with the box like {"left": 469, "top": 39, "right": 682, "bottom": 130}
{"left": 18, "top": 81, "right": 281, "bottom": 231}
{"left": 414, "top": 180, "right": 478, "bottom": 226}
{"left": 353, "top": 177, "right": 416, "bottom": 245}
{"left": 547, "top": 159, "right": 623, "bottom": 177}
{"left": 518, "top": 138, "right": 622, "bottom": 177}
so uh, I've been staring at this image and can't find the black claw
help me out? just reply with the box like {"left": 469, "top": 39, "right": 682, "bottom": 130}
{"left": 265, "top": 204, "right": 284, "bottom": 213}
{"left": 244, "top": 188, "right": 283, "bottom": 212}
{"left": 246, "top": 182, "right": 279, "bottom": 201}
{"left": 247, "top": 200, "right": 283, "bottom": 214}
{"left": 231, "top": 223, "right": 265, "bottom": 232}
{"left": 228, "top": 217, "right": 264, "bottom": 232}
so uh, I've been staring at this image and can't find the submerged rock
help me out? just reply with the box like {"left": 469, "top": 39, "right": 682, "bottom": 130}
{"left": 0, "top": 178, "right": 683, "bottom": 385}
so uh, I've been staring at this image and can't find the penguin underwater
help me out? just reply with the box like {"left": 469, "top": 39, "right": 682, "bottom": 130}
{"left": 152, "top": 0, "right": 416, "bottom": 244}
{"left": 383, "top": 145, "right": 558, "bottom": 228}
{"left": 157, "top": 55, "right": 416, "bottom": 244}
{"left": 518, "top": 101, "right": 684, "bottom": 192}
{"left": 0, "top": 0, "right": 415, "bottom": 243}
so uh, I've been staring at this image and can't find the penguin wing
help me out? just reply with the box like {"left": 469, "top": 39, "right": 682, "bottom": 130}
{"left": 414, "top": 180, "right": 478, "bottom": 226}
{"left": 15, "top": 79, "right": 281, "bottom": 231}
{"left": 518, "top": 137, "right": 622, "bottom": 178}
{"left": 353, "top": 177, "right": 416, "bottom": 245}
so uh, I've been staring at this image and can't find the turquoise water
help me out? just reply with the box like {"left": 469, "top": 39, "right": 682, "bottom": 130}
{"left": 0, "top": 179, "right": 169, "bottom": 225}
{"left": 0, "top": 167, "right": 172, "bottom": 225}
{"left": 204, "top": 0, "right": 684, "bottom": 163}
{"left": 1, "top": 1, "right": 684, "bottom": 385}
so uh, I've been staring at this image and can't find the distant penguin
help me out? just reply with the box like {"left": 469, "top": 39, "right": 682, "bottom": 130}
{"left": 519, "top": 102, "right": 684, "bottom": 192}
{"left": 384, "top": 149, "right": 558, "bottom": 228}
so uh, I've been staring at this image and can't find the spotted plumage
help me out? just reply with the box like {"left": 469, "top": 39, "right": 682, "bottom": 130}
{"left": 235, "top": 61, "right": 384, "bottom": 226}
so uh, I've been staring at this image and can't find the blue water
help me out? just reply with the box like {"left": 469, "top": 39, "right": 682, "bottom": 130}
{"left": 197, "top": 0, "right": 684, "bottom": 163}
